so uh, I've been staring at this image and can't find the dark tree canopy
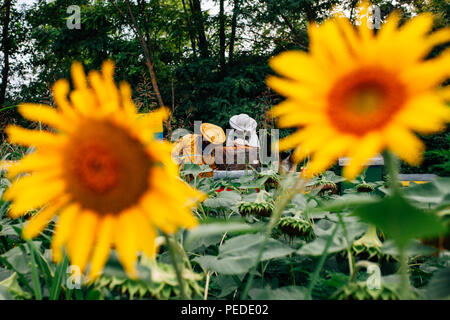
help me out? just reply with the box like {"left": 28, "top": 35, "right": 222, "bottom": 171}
{"left": 0, "top": 0, "right": 448, "bottom": 173}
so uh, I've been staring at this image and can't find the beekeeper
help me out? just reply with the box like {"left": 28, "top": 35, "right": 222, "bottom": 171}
{"left": 226, "top": 114, "right": 259, "bottom": 148}
{"left": 172, "top": 123, "right": 226, "bottom": 167}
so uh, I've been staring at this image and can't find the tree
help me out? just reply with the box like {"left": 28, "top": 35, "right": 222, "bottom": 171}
{"left": 0, "top": 0, "right": 12, "bottom": 108}
{"left": 218, "top": 0, "right": 226, "bottom": 71}
{"left": 190, "top": 0, "right": 209, "bottom": 58}
{"left": 228, "top": 0, "right": 240, "bottom": 65}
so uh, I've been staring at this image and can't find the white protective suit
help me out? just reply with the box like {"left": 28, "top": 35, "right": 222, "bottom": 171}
{"left": 226, "top": 114, "right": 259, "bottom": 148}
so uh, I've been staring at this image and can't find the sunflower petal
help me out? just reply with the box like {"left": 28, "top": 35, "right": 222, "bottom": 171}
{"left": 6, "top": 151, "right": 61, "bottom": 178}
{"left": 71, "top": 61, "right": 87, "bottom": 90}
{"left": 52, "top": 79, "right": 76, "bottom": 116}
{"left": 119, "top": 82, "right": 137, "bottom": 116}
{"left": 303, "top": 135, "right": 352, "bottom": 178}
{"left": 114, "top": 211, "right": 139, "bottom": 277}
{"left": 6, "top": 126, "right": 66, "bottom": 148}
{"left": 266, "top": 76, "right": 318, "bottom": 101}
{"left": 18, "top": 103, "right": 74, "bottom": 132}
{"left": 22, "top": 196, "right": 69, "bottom": 239}
{"left": 7, "top": 177, "right": 65, "bottom": 218}
{"left": 51, "top": 203, "right": 80, "bottom": 263}
{"left": 67, "top": 210, "right": 98, "bottom": 273}
{"left": 132, "top": 210, "right": 158, "bottom": 258}
{"left": 88, "top": 215, "right": 115, "bottom": 279}
{"left": 343, "top": 133, "right": 384, "bottom": 180}
{"left": 269, "top": 50, "right": 325, "bottom": 84}
{"left": 397, "top": 94, "right": 450, "bottom": 134}
{"left": 384, "top": 125, "right": 424, "bottom": 166}
{"left": 291, "top": 128, "right": 336, "bottom": 163}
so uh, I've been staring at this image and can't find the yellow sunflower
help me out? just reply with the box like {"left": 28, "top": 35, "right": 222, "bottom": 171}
{"left": 268, "top": 0, "right": 450, "bottom": 179}
{"left": 3, "top": 60, "right": 205, "bottom": 279}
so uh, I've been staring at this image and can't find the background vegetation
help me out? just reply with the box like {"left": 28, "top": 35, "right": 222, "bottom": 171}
{"left": 0, "top": 0, "right": 449, "bottom": 174}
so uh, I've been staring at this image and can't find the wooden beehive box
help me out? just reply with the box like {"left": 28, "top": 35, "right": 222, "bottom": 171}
{"left": 214, "top": 146, "right": 260, "bottom": 171}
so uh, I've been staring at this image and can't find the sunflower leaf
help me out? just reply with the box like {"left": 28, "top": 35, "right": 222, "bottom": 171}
{"left": 180, "top": 164, "right": 212, "bottom": 177}
{"left": 403, "top": 177, "right": 450, "bottom": 209}
{"left": 202, "top": 190, "right": 241, "bottom": 208}
{"left": 352, "top": 193, "right": 447, "bottom": 248}
{"left": 184, "top": 220, "right": 261, "bottom": 251}
{"left": 193, "top": 234, "right": 295, "bottom": 275}
{"left": 248, "top": 285, "right": 307, "bottom": 300}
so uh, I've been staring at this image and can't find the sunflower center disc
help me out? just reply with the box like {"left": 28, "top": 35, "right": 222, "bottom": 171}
{"left": 64, "top": 120, "right": 151, "bottom": 215}
{"left": 73, "top": 142, "right": 119, "bottom": 193}
{"left": 327, "top": 67, "right": 406, "bottom": 135}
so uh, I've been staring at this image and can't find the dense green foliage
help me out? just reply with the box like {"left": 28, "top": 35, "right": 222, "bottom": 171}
{"left": 1, "top": 146, "right": 449, "bottom": 299}
{"left": 1, "top": 1, "right": 448, "bottom": 173}
{"left": 0, "top": 0, "right": 449, "bottom": 302}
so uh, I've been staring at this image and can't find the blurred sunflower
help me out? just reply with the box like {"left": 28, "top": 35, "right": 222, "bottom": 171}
{"left": 268, "top": 0, "right": 450, "bottom": 179}
{"left": 3, "top": 60, "right": 205, "bottom": 279}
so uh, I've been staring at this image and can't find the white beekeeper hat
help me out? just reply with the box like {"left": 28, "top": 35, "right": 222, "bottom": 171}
{"left": 227, "top": 114, "right": 259, "bottom": 148}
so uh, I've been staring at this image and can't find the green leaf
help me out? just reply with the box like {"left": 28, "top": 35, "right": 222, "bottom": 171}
{"left": 101, "top": 251, "right": 151, "bottom": 281}
{"left": 184, "top": 220, "right": 261, "bottom": 251}
{"left": 0, "top": 287, "right": 13, "bottom": 300}
{"left": 352, "top": 193, "right": 447, "bottom": 248}
{"left": 403, "top": 177, "right": 450, "bottom": 209}
{"left": 321, "top": 171, "right": 346, "bottom": 183}
{"left": 381, "top": 240, "right": 437, "bottom": 257}
{"left": 180, "top": 164, "right": 212, "bottom": 177}
{"left": 49, "top": 255, "right": 69, "bottom": 300}
{"left": 203, "top": 191, "right": 241, "bottom": 208}
{"left": 0, "top": 272, "right": 32, "bottom": 300}
{"left": 291, "top": 194, "right": 307, "bottom": 210}
{"left": 220, "top": 234, "right": 295, "bottom": 260}
{"left": 27, "top": 240, "right": 42, "bottom": 300}
{"left": 194, "top": 255, "right": 254, "bottom": 275}
{"left": 1, "top": 246, "right": 31, "bottom": 274}
{"left": 193, "top": 234, "right": 295, "bottom": 275}
{"left": 213, "top": 274, "right": 245, "bottom": 298}
{"left": 248, "top": 286, "right": 306, "bottom": 300}
{"left": 0, "top": 222, "right": 21, "bottom": 237}
{"left": 424, "top": 267, "right": 450, "bottom": 300}
{"left": 297, "top": 233, "right": 347, "bottom": 256}
{"left": 238, "top": 176, "right": 268, "bottom": 189}
{"left": 308, "top": 194, "right": 378, "bottom": 215}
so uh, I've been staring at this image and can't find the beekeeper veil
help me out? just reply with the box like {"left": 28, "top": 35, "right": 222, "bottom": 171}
{"left": 226, "top": 114, "right": 259, "bottom": 148}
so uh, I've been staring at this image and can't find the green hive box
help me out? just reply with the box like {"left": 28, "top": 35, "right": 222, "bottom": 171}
{"left": 338, "top": 156, "right": 384, "bottom": 193}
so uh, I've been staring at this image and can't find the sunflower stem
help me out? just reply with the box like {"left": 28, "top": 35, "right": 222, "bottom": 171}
{"left": 241, "top": 173, "right": 306, "bottom": 300}
{"left": 164, "top": 233, "right": 188, "bottom": 300}
{"left": 27, "top": 240, "right": 42, "bottom": 300}
{"left": 382, "top": 151, "right": 401, "bottom": 195}
{"left": 398, "top": 246, "right": 410, "bottom": 300}
{"left": 203, "top": 271, "right": 211, "bottom": 300}
{"left": 365, "top": 224, "right": 379, "bottom": 239}
{"left": 383, "top": 151, "right": 410, "bottom": 299}
{"left": 336, "top": 212, "right": 355, "bottom": 278}
{"left": 305, "top": 222, "right": 339, "bottom": 300}
{"left": 50, "top": 254, "right": 69, "bottom": 300}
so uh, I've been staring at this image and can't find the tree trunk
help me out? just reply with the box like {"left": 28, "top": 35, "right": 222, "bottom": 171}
{"left": 181, "top": 0, "right": 197, "bottom": 57}
{"left": 349, "top": 0, "right": 359, "bottom": 24}
{"left": 0, "top": 0, "right": 12, "bottom": 108}
{"left": 228, "top": 0, "right": 239, "bottom": 66}
{"left": 280, "top": 13, "right": 307, "bottom": 48}
{"left": 189, "top": 0, "right": 209, "bottom": 58}
{"left": 123, "top": 0, "right": 165, "bottom": 109}
{"left": 303, "top": 1, "right": 315, "bottom": 23}
{"left": 219, "top": 0, "right": 226, "bottom": 71}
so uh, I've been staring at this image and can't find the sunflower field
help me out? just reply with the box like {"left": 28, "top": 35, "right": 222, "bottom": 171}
{"left": 0, "top": 0, "right": 449, "bottom": 303}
